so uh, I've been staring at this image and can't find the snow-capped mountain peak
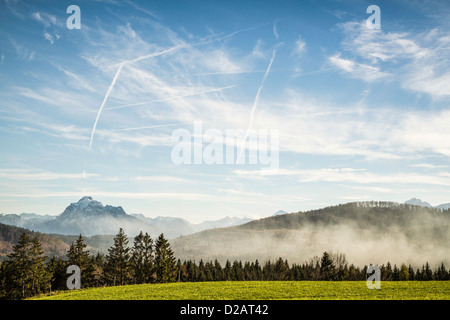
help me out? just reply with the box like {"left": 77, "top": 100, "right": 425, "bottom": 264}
{"left": 59, "top": 196, "right": 125, "bottom": 218}
{"left": 405, "top": 198, "right": 432, "bottom": 208}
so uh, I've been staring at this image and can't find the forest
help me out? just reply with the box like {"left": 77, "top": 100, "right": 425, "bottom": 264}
{"left": 0, "top": 227, "right": 449, "bottom": 300}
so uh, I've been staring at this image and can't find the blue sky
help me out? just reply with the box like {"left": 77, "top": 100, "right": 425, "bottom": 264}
{"left": 1, "top": 0, "right": 450, "bottom": 222}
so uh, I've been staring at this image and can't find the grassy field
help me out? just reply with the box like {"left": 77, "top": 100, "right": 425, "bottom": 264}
{"left": 32, "top": 281, "right": 450, "bottom": 300}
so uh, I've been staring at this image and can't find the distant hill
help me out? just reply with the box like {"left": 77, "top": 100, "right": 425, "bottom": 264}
{"left": 130, "top": 214, "right": 252, "bottom": 239}
{"left": 0, "top": 222, "right": 114, "bottom": 261}
{"left": 172, "top": 201, "right": 450, "bottom": 267}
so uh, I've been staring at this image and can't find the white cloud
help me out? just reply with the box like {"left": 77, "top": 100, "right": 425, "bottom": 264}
{"left": 32, "top": 12, "right": 57, "bottom": 27}
{"left": 338, "top": 21, "right": 450, "bottom": 98}
{"left": 233, "top": 167, "right": 450, "bottom": 186}
{"left": 44, "top": 32, "right": 54, "bottom": 44}
{"left": 293, "top": 37, "right": 306, "bottom": 56}
{"left": 328, "top": 53, "right": 389, "bottom": 82}
{"left": 0, "top": 169, "right": 98, "bottom": 181}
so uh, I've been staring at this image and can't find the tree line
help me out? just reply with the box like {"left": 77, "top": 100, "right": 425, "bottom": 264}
{"left": 179, "top": 252, "right": 449, "bottom": 282}
{"left": 0, "top": 228, "right": 177, "bottom": 299}
{"left": 0, "top": 229, "right": 449, "bottom": 300}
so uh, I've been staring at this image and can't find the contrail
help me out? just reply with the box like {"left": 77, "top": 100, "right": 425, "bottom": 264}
{"left": 89, "top": 62, "right": 124, "bottom": 150}
{"left": 90, "top": 23, "right": 268, "bottom": 150}
{"left": 110, "top": 123, "right": 184, "bottom": 132}
{"left": 101, "top": 85, "right": 236, "bottom": 111}
{"left": 109, "top": 43, "right": 187, "bottom": 69}
{"left": 236, "top": 49, "right": 276, "bottom": 164}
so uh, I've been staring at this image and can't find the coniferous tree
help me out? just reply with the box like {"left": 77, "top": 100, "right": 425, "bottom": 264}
{"left": 67, "top": 235, "right": 95, "bottom": 288}
{"left": 274, "top": 258, "right": 290, "bottom": 280}
{"left": 223, "top": 260, "right": 232, "bottom": 281}
{"left": 399, "top": 264, "right": 409, "bottom": 281}
{"left": 435, "top": 263, "right": 448, "bottom": 280}
{"left": 320, "top": 251, "right": 335, "bottom": 280}
{"left": 29, "top": 237, "right": 51, "bottom": 295}
{"left": 213, "top": 259, "right": 223, "bottom": 281}
{"left": 253, "top": 259, "right": 263, "bottom": 280}
{"left": 2, "top": 233, "right": 50, "bottom": 299}
{"left": 424, "top": 262, "right": 433, "bottom": 280}
{"left": 46, "top": 256, "right": 68, "bottom": 291}
{"left": 154, "top": 233, "right": 177, "bottom": 283}
{"left": 408, "top": 265, "right": 415, "bottom": 280}
{"left": 131, "top": 231, "right": 154, "bottom": 284}
{"left": 104, "top": 228, "right": 131, "bottom": 286}
{"left": 91, "top": 253, "right": 105, "bottom": 287}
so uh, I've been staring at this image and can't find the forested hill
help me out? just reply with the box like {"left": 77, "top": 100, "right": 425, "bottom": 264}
{"left": 236, "top": 201, "right": 449, "bottom": 231}
{"left": 0, "top": 223, "right": 69, "bottom": 260}
{"left": 172, "top": 201, "right": 450, "bottom": 267}
{"left": 0, "top": 223, "right": 114, "bottom": 261}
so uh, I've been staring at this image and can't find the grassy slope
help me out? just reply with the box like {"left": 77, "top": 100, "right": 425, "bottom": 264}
{"left": 32, "top": 281, "right": 450, "bottom": 300}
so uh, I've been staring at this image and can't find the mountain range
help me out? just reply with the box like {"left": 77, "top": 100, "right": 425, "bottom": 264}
{"left": 1, "top": 198, "right": 449, "bottom": 267}
{"left": 0, "top": 196, "right": 254, "bottom": 238}
{"left": 405, "top": 197, "right": 450, "bottom": 210}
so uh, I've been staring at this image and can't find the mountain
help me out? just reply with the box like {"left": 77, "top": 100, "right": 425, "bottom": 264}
{"left": 194, "top": 216, "right": 253, "bottom": 231}
{"left": 0, "top": 213, "right": 24, "bottom": 227}
{"left": 172, "top": 201, "right": 450, "bottom": 267}
{"left": 130, "top": 214, "right": 195, "bottom": 238}
{"left": 12, "top": 197, "right": 158, "bottom": 236}
{"left": 405, "top": 198, "right": 432, "bottom": 207}
{"left": 272, "top": 210, "right": 288, "bottom": 216}
{"left": 130, "top": 214, "right": 252, "bottom": 238}
{"left": 404, "top": 198, "right": 450, "bottom": 210}
{"left": 19, "top": 213, "right": 55, "bottom": 221}
{"left": 435, "top": 203, "right": 450, "bottom": 210}
{"left": 29, "top": 196, "right": 159, "bottom": 237}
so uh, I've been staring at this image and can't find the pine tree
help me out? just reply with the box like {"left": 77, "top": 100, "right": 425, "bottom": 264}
{"left": 408, "top": 265, "right": 415, "bottom": 280}
{"left": 131, "top": 231, "right": 154, "bottom": 284}
{"left": 424, "top": 262, "right": 433, "bottom": 280}
{"left": 224, "top": 260, "right": 232, "bottom": 281}
{"left": 67, "top": 235, "right": 95, "bottom": 288}
{"left": 154, "top": 233, "right": 177, "bottom": 283}
{"left": 2, "top": 233, "right": 50, "bottom": 299}
{"left": 104, "top": 228, "right": 131, "bottom": 286}
{"left": 320, "top": 251, "right": 335, "bottom": 280}
{"left": 274, "top": 258, "right": 290, "bottom": 280}
{"left": 46, "top": 256, "right": 68, "bottom": 291}
{"left": 399, "top": 264, "right": 409, "bottom": 281}
{"left": 213, "top": 259, "right": 223, "bottom": 281}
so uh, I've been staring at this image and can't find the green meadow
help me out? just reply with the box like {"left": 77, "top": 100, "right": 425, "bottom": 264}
{"left": 32, "top": 281, "right": 450, "bottom": 300}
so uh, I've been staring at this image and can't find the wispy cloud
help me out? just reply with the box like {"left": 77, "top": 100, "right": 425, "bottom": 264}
{"left": 328, "top": 53, "right": 389, "bottom": 82}
{"left": 44, "top": 32, "right": 54, "bottom": 44}
{"left": 234, "top": 167, "right": 450, "bottom": 186}
{"left": 8, "top": 37, "right": 35, "bottom": 61}
{"left": 0, "top": 169, "right": 98, "bottom": 181}
{"left": 32, "top": 12, "right": 57, "bottom": 27}
{"left": 338, "top": 21, "right": 450, "bottom": 98}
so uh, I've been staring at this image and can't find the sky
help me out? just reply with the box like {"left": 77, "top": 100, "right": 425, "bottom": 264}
{"left": 1, "top": 0, "right": 450, "bottom": 222}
